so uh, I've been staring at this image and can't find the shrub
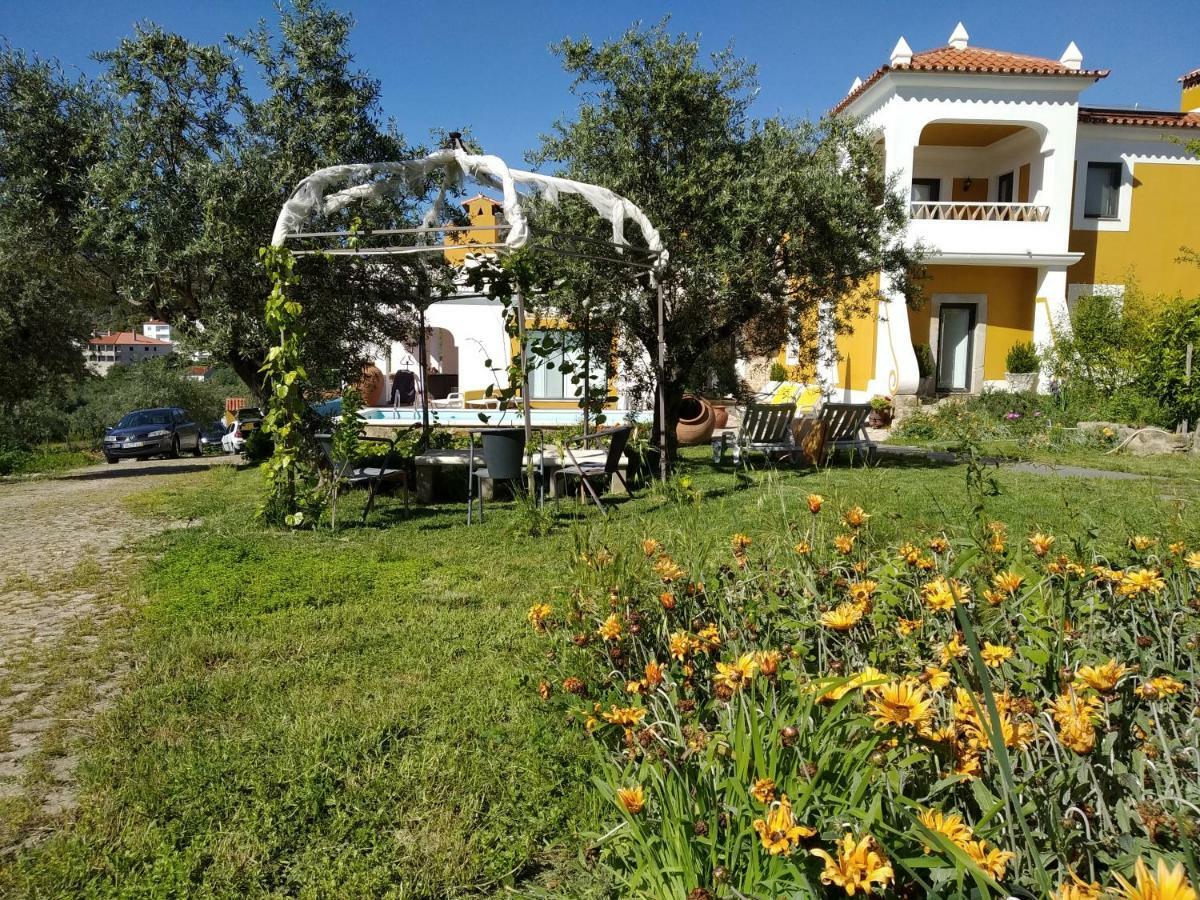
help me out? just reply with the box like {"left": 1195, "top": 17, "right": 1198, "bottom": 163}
{"left": 769, "top": 361, "right": 789, "bottom": 382}
{"left": 531, "top": 507, "right": 1200, "bottom": 897}
{"left": 1004, "top": 341, "right": 1039, "bottom": 374}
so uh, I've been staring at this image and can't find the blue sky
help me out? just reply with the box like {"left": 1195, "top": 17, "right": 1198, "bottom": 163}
{"left": 2, "top": 0, "right": 1195, "bottom": 165}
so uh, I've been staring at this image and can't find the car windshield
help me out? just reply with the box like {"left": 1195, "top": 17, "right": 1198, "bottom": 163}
{"left": 117, "top": 410, "right": 172, "bottom": 428}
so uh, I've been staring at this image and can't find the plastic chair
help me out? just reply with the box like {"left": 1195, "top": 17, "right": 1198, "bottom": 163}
{"left": 466, "top": 428, "right": 543, "bottom": 523}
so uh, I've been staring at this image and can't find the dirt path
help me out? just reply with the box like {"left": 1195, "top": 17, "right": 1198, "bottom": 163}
{"left": 0, "top": 456, "right": 233, "bottom": 849}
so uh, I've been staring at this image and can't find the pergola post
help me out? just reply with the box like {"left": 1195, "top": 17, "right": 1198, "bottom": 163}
{"left": 514, "top": 285, "right": 536, "bottom": 493}
{"left": 657, "top": 279, "right": 668, "bottom": 481}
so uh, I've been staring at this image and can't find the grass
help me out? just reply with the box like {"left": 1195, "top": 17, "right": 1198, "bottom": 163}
{"left": 2, "top": 451, "right": 1198, "bottom": 896}
{"left": 0, "top": 444, "right": 98, "bottom": 477}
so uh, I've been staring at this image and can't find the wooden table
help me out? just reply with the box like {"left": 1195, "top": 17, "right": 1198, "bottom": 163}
{"left": 413, "top": 447, "right": 624, "bottom": 503}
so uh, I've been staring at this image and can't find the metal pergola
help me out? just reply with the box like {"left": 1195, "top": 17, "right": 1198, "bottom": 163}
{"left": 270, "top": 137, "right": 671, "bottom": 480}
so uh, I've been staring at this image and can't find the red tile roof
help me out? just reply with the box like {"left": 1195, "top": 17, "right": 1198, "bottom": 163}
{"left": 1078, "top": 106, "right": 1200, "bottom": 129}
{"left": 1180, "top": 68, "right": 1200, "bottom": 88}
{"left": 834, "top": 45, "right": 1108, "bottom": 114}
{"left": 88, "top": 331, "right": 172, "bottom": 347}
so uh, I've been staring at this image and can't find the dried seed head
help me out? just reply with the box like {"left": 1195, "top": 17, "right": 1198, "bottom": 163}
{"left": 780, "top": 725, "right": 799, "bottom": 747}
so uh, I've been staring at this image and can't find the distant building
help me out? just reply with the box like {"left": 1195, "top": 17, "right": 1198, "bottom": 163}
{"left": 184, "top": 365, "right": 212, "bottom": 382}
{"left": 86, "top": 331, "right": 174, "bottom": 375}
{"left": 142, "top": 319, "right": 172, "bottom": 343}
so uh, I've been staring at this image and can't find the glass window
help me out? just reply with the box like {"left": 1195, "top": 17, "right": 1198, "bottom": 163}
{"left": 911, "top": 179, "right": 941, "bottom": 203}
{"left": 526, "top": 329, "right": 609, "bottom": 400}
{"left": 1084, "top": 162, "right": 1121, "bottom": 219}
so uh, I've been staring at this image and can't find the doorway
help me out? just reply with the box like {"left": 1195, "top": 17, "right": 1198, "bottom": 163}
{"left": 935, "top": 304, "right": 976, "bottom": 392}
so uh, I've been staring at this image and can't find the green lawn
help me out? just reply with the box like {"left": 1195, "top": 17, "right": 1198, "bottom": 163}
{"left": 3, "top": 452, "right": 1198, "bottom": 897}
{"left": 0, "top": 444, "right": 98, "bottom": 477}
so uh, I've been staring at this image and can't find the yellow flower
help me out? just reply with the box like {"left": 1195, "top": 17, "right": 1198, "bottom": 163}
{"left": 794, "top": 540, "right": 812, "bottom": 555}
{"left": 597, "top": 613, "right": 622, "bottom": 642}
{"left": 731, "top": 532, "right": 752, "bottom": 552}
{"left": 669, "top": 630, "right": 692, "bottom": 661}
{"left": 834, "top": 533, "right": 856, "bottom": 555}
{"left": 750, "top": 777, "right": 776, "bottom": 804}
{"left": 923, "top": 576, "right": 969, "bottom": 612}
{"left": 1129, "top": 535, "right": 1157, "bottom": 552}
{"left": 843, "top": 505, "right": 870, "bottom": 528}
{"left": 940, "top": 635, "right": 967, "bottom": 664}
{"left": 643, "top": 660, "right": 665, "bottom": 689}
{"left": 654, "top": 555, "right": 685, "bottom": 583}
{"left": 1056, "top": 871, "right": 1102, "bottom": 900}
{"left": 601, "top": 705, "right": 647, "bottom": 727}
{"left": 917, "top": 808, "right": 973, "bottom": 852}
{"left": 820, "top": 601, "right": 865, "bottom": 631}
{"left": 617, "top": 785, "right": 644, "bottom": 815}
{"left": 811, "top": 832, "right": 894, "bottom": 896}
{"left": 981, "top": 642, "right": 1014, "bottom": 668}
{"left": 896, "top": 617, "right": 923, "bottom": 636}
{"left": 1112, "top": 857, "right": 1197, "bottom": 900}
{"left": 1074, "top": 659, "right": 1128, "bottom": 693}
{"left": 1185, "top": 550, "right": 1200, "bottom": 571}
{"left": 807, "top": 493, "right": 824, "bottom": 514}
{"left": 929, "top": 536, "right": 950, "bottom": 554}
{"left": 696, "top": 624, "right": 721, "bottom": 652}
{"left": 953, "top": 688, "right": 1035, "bottom": 752}
{"left": 992, "top": 571, "right": 1024, "bottom": 594}
{"left": 963, "top": 839, "right": 1016, "bottom": 879}
{"left": 1029, "top": 532, "right": 1056, "bottom": 556}
{"left": 870, "top": 679, "right": 935, "bottom": 732}
{"left": 1050, "top": 690, "right": 1102, "bottom": 754}
{"left": 987, "top": 521, "right": 1007, "bottom": 553}
{"left": 819, "top": 666, "right": 885, "bottom": 703}
{"left": 1137, "top": 675, "right": 1186, "bottom": 700}
{"left": 922, "top": 666, "right": 951, "bottom": 691}
{"left": 756, "top": 649, "right": 781, "bottom": 679}
{"left": 1119, "top": 568, "right": 1166, "bottom": 596}
{"left": 641, "top": 538, "right": 661, "bottom": 557}
{"left": 897, "top": 542, "right": 922, "bottom": 565}
{"left": 713, "top": 654, "right": 758, "bottom": 694}
{"left": 753, "top": 793, "right": 817, "bottom": 855}
{"left": 847, "top": 579, "right": 878, "bottom": 606}
{"left": 527, "top": 603, "right": 552, "bottom": 633}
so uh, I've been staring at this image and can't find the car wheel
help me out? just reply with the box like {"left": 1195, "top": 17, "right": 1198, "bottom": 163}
{"left": 192, "top": 437, "right": 203, "bottom": 457}
{"left": 105, "top": 455, "right": 119, "bottom": 465}
{"left": 170, "top": 436, "right": 181, "bottom": 459}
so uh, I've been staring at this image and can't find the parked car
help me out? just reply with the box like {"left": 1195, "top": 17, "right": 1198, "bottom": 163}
{"left": 221, "top": 409, "right": 263, "bottom": 455}
{"left": 104, "top": 407, "right": 201, "bottom": 463}
{"left": 199, "top": 420, "right": 227, "bottom": 453}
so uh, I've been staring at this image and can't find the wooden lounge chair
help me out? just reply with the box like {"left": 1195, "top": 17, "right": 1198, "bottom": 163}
{"left": 815, "top": 402, "right": 875, "bottom": 460}
{"left": 316, "top": 431, "right": 411, "bottom": 523}
{"left": 711, "top": 403, "right": 796, "bottom": 466}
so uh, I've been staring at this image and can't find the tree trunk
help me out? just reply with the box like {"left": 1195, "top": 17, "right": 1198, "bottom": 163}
{"left": 228, "top": 351, "right": 267, "bottom": 402}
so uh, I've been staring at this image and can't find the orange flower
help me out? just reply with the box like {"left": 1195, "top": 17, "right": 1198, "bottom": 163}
{"left": 617, "top": 785, "right": 645, "bottom": 815}
{"left": 659, "top": 590, "right": 676, "bottom": 610}
{"left": 807, "top": 493, "right": 824, "bottom": 514}
{"left": 751, "top": 777, "right": 776, "bottom": 804}
{"left": 833, "top": 534, "right": 856, "bottom": 555}
{"left": 1029, "top": 532, "right": 1056, "bottom": 557}
{"left": 527, "top": 603, "right": 553, "bottom": 633}
{"left": 794, "top": 540, "right": 812, "bottom": 555}
{"left": 981, "top": 642, "right": 1014, "bottom": 668}
{"left": 731, "top": 533, "right": 752, "bottom": 552}
{"left": 1118, "top": 568, "right": 1166, "bottom": 597}
{"left": 922, "top": 576, "right": 969, "bottom": 612}
{"left": 1074, "top": 659, "right": 1128, "bottom": 693}
{"left": 597, "top": 613, "right": 622, "bottom": 642}
{"left": 992, "top": 571, "right": 1024, "bottom": 594}
{"left": 928, "top": 536, "right": 950, "bottom": 554}
{"left": 641, "top": 538, "right": 661, "bottom": 557}
{"left": 1112, "top": 857, "right": 1197, "bottom": 900}
{"left": 843, "top": 506, "right": 870, "bottom": 529}
{"left": 896, "top": 617, "right": 923, "bottom": 637}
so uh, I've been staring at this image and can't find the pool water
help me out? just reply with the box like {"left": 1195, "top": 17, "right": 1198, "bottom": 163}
{"left": 360, "top": 406, "right": 654, "bottom": 428}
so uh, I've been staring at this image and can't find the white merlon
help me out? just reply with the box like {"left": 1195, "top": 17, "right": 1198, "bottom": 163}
{"left": 948, "top": 23, "right": 969, "bottom": 50}
{"left": 1060, "top": 41, "right": 1083, "bottom": 70}
{"left": 890, "top": 37, "right": 913, "bottom": 67}
{"left": 849, "top": 76, "right": 863, "bottom": 93}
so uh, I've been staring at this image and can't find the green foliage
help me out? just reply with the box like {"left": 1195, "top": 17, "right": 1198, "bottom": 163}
{"left": 914, "top": 343, "right": 935, "bottom": 379}
{"left": 1004, "top": 341, "right": 1039, "bottom": 375}
{"left": 0, "top": 444, "right": 95, "bottom": 476}
{"left": 1133, "top": 297, "right": 1200, "bottom": 427}
{"left": 768, "top": 361, "right": 789, "bottom": 382}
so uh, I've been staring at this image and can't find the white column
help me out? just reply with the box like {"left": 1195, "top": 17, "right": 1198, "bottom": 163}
{"left": 1033, "top": 266, "right": 1072, "bottom": 393}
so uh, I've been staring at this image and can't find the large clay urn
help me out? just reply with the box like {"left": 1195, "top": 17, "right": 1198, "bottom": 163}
{"left": 710, "top": 400, "right": 729, "bottom": 430}
{"left": 676, "top": 394, "right": 716, "bottom": 446}
{"left": 355, "top": 364, "right": 388, "bottom": 407}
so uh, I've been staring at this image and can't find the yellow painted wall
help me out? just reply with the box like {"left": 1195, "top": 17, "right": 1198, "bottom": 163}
{"left": 952, "top": 177, "right": 989, "bottom": 202}
{"left": 836, "top": 299, "right": 878, "bottom": 393}
{"left": 908, "top": 266, "right": 1036, "bottom": 382}
{"left": 1018, "top": 164, "right": 1031, "bottom": 203}
{"left": 1068, "top": 162, "right": 1200, "bottom": 299}
{"left": 1182, "top": 84, "right": 1200, "bottom": 112}
{"left": 444, "top": 196, "right": 503, "bottom": 265}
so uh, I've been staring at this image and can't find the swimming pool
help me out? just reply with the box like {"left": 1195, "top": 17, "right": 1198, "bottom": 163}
{"left": 360, "top": 406, "right": 654, "bottom": 428}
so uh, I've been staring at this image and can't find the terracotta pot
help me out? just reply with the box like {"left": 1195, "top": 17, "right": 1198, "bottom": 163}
{"left": 355, "top": 364, "right": 388, "bottom": 407}
{"left": 676, "top": 394, "right": 716, "bottom": 446}
{"left": 711, "top": 403, "right": 729, "bottom": 429}
{"left": 867, "top": 409, "right": 893, "bottom": 428}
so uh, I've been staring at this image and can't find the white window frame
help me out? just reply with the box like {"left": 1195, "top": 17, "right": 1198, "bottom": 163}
{"left": 1073, "top": 158, "right": 1133, "bottom": 232}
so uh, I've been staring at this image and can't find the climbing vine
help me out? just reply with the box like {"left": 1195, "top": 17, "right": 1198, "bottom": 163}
{"left": 259, "top": 245, "right": 322, "bottom": 527}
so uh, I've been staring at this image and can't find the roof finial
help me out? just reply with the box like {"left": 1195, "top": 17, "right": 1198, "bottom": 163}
{"left": 890, "top": 37, "right": 913, "bottom": 67}
{"left": 849, "top": 76, "right": 863, "bottom": 93}
{"left": 1060, "top": 41, "right": 1083, "bottom": 70}
{"left": 948, "top": 22, "right": 969, "bottom": 50}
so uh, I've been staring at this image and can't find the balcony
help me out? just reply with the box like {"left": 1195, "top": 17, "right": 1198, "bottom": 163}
{"left": 910, "top": 201, "right": 1050, "bottom": 222}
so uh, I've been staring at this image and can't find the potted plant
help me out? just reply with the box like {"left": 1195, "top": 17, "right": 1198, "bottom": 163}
{"left": 1005, "top": 341, "right": 1040, "bottom": 393}
{"left": 867, "top": 395, "right": 893, "bottom": 428}
{"left": 914, "top": 344, "right": 936, "bottom": 397}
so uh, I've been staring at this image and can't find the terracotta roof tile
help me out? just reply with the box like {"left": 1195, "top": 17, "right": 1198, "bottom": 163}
{"left": 834, "top": 45, "right": 1108, "bottom": 114}
{"left": 88, "top": 331, "right": 173, "bottom": 347}
{"left": 1180, "top": 68, "right": 1200, "bottom": 87}
{"left": 1078, "top": 106, "right": 1200, "bottom": 129}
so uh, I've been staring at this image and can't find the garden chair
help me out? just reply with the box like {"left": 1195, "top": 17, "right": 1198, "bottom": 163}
{"left": 315, "top": 431, "right": 411, "bottom": 523}
{"left": 553, "top": 425, "right": 634, "bottom": 516}
{"left": 711, "top": 403, "right": 797, "bottom": 467}
{"left": 816, "top": 402, "right": 876, "bottom": 460}
{"left": 466, "top": 428, "right": 544, "bottom": 524}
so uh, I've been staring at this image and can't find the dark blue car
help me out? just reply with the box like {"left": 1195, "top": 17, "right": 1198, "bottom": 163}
{"left": 103, "top": 407, "right": 202, "bottom": 463}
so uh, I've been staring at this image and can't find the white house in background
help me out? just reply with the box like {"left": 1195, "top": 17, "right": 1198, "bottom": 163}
{"left": 817, "top": 23, "right": 1199, "bottom": 400}
{"left": 86, "top": 330, "right": 175, "bottom": 375}
{"left": 141, "top": 319, "right": 172, "bottom": 343}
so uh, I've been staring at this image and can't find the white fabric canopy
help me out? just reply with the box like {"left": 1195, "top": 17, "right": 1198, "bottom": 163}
{"left": 270, "top": 147, "right": 667, "bottom": 274}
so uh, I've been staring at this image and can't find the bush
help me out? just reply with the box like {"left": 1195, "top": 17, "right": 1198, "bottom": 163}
{"left": 768, "top": 361, "right": 789, "bottom": 382}
{"left": 531, "top": 509, "right": 1200, "bottom": 897}
{"left": 1004, "top": 341, "right": 1039, "bottom": 374}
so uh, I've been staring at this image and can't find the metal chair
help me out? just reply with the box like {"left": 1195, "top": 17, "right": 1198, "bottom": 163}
{"left": 466, "top": 428, "right": 543, "bottom": 524}
{"left": 315, "top": 431, "right": 411, "bottom": 523}
{"left": 553, "top": 425, "right": 634, "bottom": 515}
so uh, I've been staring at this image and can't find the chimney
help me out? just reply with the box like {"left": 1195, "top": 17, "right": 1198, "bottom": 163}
{"left": 1181, "top": 68, "right": 1200, "bottom": 113}
{"left": 948, "top": 23, "right": 969, "bottom": 51}
{"left": 1059, "top": 41, "right": 1083, "bottom": 71}
{"left": 890, "top": 37, "right": 913, "bottom": 67}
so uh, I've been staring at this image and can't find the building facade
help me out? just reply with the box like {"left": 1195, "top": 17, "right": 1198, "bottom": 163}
{"left": 826, "top": 24, "right": 1199, "bottom": 400}
{"left": 86, "top": 329, "right": 175, "bottom": 375}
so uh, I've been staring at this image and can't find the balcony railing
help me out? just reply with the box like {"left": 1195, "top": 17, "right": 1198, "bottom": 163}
{"left": 910, "top": 202, "right": 1050, "bottom": 222}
